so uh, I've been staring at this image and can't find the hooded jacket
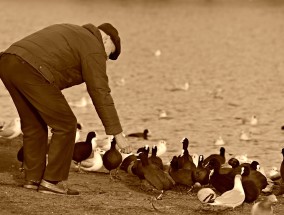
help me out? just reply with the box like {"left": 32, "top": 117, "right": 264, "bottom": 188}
{"left": 3, "top": 23, "right": 122, "bottom": 135}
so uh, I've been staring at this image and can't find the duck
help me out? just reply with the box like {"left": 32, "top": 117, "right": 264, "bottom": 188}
{"left": 248, "top": 161, "right": 269, "bottom": 191}
{"left": 241, "top": 165, "right": 260, "bottom": 203}
{"left": 0, "top": 117, "right": 22, "bottom": 139}
{"left": 281, "top": 148, "right": 284, "bottom": 182}
{"left": 126, "top": 129, "right": 150, "bottom": 140}
{"left": 131, "top": 145, "right": 150, "bottom": 179}
{"left": 102, "top": 136, "right": 122, "bottom": 180}
{"left": 168, "top": 156, "right": 195, "bottom": 187}
{"left": 156, "top": 140, "right": 167, "bottom": 156}
{"left": 193, "top": 155, "right": 210, "bottom": 186}
{"left": 177, "top": 149, "right": 196, "bottom": 171}
{"left": 138, "top": 150, "right": 174, "bottom": 200}
{"left": 177, "top": 138, "right": 193, "bottom": 168}
{"left": 72, "top": 131, "right": 97, "bottom": 171}
{"left": 148, "top": 145, "right": 163, "bottom": 170}
{"left": 208, "top": 172, "right": 245, "bottom": 209}
{"left": 228, "top": 157, "right": 240, "bottom": 169}
{"left": 80, "top": 148, "right": 104, "bottom": 172}
{"left": 203, "top": 147, "right": 226, "bottom": 167}
{"left": 207, "top": 158, "right": 238, "bottom": 194}
{"left": 120, "top": 153, "right": 137, "bottom": 173}
{"left": 251, "top": 194, "right": 278, "bottom": 215}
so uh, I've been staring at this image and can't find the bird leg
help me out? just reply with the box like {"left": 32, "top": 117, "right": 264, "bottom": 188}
{"left": 186, "top": 186, "right": 193, "bottom": 194}
{"left": 77, "top": 162, "right": 85, "bottom": 173}
{"left": 156, "top": 190, "right": 164, "bottom": 200}
{"left": 149, "top": 197, "right": 161, "bottom": 212}
{"left": 19, "top": 162, "right": 24, "bottom": 172}
{"left": 109, "top": 169, "right": 121, "bottom": 181}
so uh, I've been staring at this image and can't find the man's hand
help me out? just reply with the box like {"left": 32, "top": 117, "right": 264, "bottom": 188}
{"left": 114, "top": 132, "right": 132, "bottom": 153}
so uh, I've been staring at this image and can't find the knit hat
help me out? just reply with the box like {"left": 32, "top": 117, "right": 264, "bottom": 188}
{"left": 98, "top": 23, "right": 121, "bottom": 60}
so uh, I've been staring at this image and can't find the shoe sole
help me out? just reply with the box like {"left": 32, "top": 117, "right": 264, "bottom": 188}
{"left": 38, "top": 189, "right": 80, "bottom": 196}
{"left": 38, "top": 186, "right": 80, "bottom": 196}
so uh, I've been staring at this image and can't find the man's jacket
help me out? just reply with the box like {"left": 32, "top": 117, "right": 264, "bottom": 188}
{"left": 3, "top": 23, "right": 122, "bottom": 135}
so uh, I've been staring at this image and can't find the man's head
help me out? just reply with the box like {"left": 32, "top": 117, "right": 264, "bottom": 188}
{"left": 98, "top": 23, "right": 121, "bottom": 60}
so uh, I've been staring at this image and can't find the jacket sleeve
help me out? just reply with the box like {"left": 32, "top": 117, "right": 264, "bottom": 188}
{"left": 82, "top": 53, "right": 122, "bottom": 135}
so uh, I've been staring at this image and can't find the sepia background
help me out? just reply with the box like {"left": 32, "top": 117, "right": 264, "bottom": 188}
{"left": 1, "top": 0, "right": 284, "bottom": 214}
{"left": 1, "top": 0, "right": 284, "bottom": 181}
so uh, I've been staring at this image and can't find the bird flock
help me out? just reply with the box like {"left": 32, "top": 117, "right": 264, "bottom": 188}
{"left": 0, "top": 116, "right": 284, "bottom": 214}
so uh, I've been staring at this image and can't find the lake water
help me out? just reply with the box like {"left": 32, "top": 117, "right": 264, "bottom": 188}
{"left": 1, "top": 0, "right": 284, "bottom": 171}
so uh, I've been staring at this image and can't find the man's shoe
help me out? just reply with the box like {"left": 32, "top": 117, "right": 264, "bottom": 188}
{"left": 38, "top": 179, "right": 79, "bottom": 195}
{"left": 23, "top": 180, "right": 40, "bottom": 190}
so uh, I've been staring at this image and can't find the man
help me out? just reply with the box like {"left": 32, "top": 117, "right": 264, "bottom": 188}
{"left": 0, "top": 23, "right": 132, "bottom": 195}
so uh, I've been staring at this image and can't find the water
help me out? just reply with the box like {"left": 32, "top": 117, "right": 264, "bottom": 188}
{"left": 0, "top": 0, "right": 284, "bottom": 171}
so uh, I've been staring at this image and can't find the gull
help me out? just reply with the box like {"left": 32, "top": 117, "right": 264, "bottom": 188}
{"left": 80, "top": 148, "right": 104, "bottom": 172}
{"left": 214, "top": 136, "right": 225, "bottom": 146}
{"left": 69, "top": 97, "right": 90, "bottom": 108}
{"left": 115, "top": 78, "right": 126, "bottom": 87}
{"left": 158, "top": 110, "right": 172, "bottom": 120}
{"left": 156, "top": 140, "right": 167, "bottom": 157}
{"left": 154, "top": 49, "right": 161, "bottom": 57}
{"left": 75, "top": 123, "right": 83, "bottom": 142}
{"left": 250, "top": 115, "right": 258, "bottom": 126}
{"left": 234, "top": 154, "right": 252, "bottom": 164}
{"left": 251, "top": 194, "right": 277, "bottom": 215}
{"left": 209, "top": 172, "right": 245, "bottom": 208}
{"left": 170, "top": 82, "right": 189, "bottom": 91}
{"left": 100, "top": 136, "right": 114, "bottom": 151}
{"left": 240, "top": 130, "right": 251, "bottom": 141}
{"left": 266, "top": 166, "right": 281, "bottom": 181}
{"left": 0, "top": 117, "right": 22, "bottom": 139}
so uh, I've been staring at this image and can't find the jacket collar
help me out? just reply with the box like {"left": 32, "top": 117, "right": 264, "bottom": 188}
{"left": 82, "top": 23, "right": 103, "bottom": 44}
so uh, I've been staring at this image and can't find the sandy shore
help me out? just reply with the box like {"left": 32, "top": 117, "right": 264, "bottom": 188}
{"left": 0, "top": 136, "right": 283, "bottom": 215}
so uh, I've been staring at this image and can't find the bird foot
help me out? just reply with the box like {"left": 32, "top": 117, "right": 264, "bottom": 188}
{"left": 156, "top": 191, "right": 164, "bottom": 200}
{"left": 186, "top": 186, "right": 193, "bottom": 194}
